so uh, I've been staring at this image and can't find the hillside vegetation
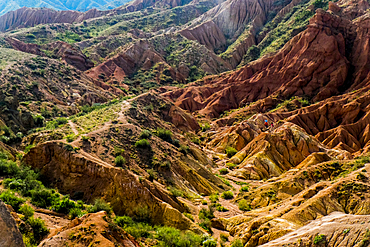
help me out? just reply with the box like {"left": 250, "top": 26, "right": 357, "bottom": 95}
{"left": 1, "top": 0, "right": 370, "bottom": 246}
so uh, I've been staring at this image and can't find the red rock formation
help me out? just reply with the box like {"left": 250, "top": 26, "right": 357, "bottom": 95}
{"left": 44, "top": 41, "right": 94, "bottom": 71}
{"left": 0, "top": 7, "right": 106, "bottom": 32}
{"left": 180, "top": 0, "right": 304, "bottom": 67}
{"left": 0, "top": 0, "right": 197, "bottom": 32}
{"left": 121, "top": 0, "right": 189, "bottom": 12}
{"left": 180, "top": 21, "right": 227, "bottom": 51}
{"left": 6, "top": 37, "right": 94, "bottom": 71}
{"left": 164, "top": 9, "right": 361, "bottom": 118}
{"left": 86, "top": 40, "right": 185, "bottom": 84}
{"left": 4, "top": 37, "right": 44, "bottom": 56}
{"left": 181, "top": 0, "right": 276, "bottom": 50}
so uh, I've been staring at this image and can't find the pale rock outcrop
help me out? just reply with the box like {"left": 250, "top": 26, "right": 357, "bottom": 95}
{"left": 0, "top": 200, "right": 25, "bottom": 247}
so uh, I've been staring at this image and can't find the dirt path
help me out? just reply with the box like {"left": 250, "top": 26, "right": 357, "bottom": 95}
{"left": 117, "top": 100, "right": 130, "bottom": 124}
{"left": 68, "top": 120, "right": 80, "bottom": 135}
{"left": 68, "top": 120, "right": 84, "bottom": 144}
{"left": 34, "top": 211, "right": 70, "bottom": 232}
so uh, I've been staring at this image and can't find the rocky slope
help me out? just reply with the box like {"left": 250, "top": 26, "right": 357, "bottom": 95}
{"left": 0, "top": 52, "right": 121, "bottom": 136}
{"left": 85, "top": 34, "right": 232, "bottom": 91}
{"left": 164, "top": 8, "right": 352, "bottom": 118}
{"left": 2, "top": 0, "right": 370, "bottom": 246}
{"left": 0, "top": 200, "right": 25, "bottom": 247}
{"left": 0, "top": 7, "right": 107, "bottom": 32}
{"left": 0, "top": 0, "right": 131, "bottom": 16}
{"left": 5, "top": 37, "right": 94, "bottom": 71}
{"left": 22, "top": 93, "right": 225, "bottom": 231}
{"left": 261, "top": 212, "right": 370, "bottom": 247}
{"left": 165, "top": 2, "right": 370, "bottom": 119}
{"left": 39, "top": 211, "right": 140, "bottom": 247}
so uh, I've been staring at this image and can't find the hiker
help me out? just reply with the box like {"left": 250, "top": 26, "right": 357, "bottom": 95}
{"left": 264, "top": 119, "right": 268, "bottom": 130}
{"left": 270, "top": 122, "right": 274, "bottom": 129}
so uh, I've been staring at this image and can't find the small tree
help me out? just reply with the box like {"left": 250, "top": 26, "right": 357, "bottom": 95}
{"left": 221, "top": 191, "right": 234, "bottom": 199}
{"left": 135, "top": 139, "right": 151, "bottom": 148}
{"left": 238, "top": 199, "right": 251, "bottom": 211}
{"left": 19, "top": 204, "right": 34, "bottom": 220}
{"left": 115, "top": 156, "right": 126, "bottom": 167}
{"left": 225, "top": 147, "right": 237, "bottom": 158}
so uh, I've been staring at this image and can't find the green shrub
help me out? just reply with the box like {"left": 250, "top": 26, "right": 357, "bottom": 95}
{"left": 88, "top": 198, "right": 112, "bottom": 215}
{"left": 0, "top": 159, "right": 19, "bottom": 176}
{"left": 53, "top": 195, "right": 77, "bottom": 214}
{"left": 19, "top": 204, "right": 34, "bottom": 220}
{"left": 26, "top": 33, "right": 36, "bottom": 39}
{"left": 203, "top": 239, "right": 217, "bottom": 247}
{"left": 114, "top": 215, "right": 134, "bottom": 228}
{"left": 209, "top": 194, "right": 219, "bottom": 203}
{"left": 0, "top": 151, "right": 8, "bottom": 159}
{"left": 313, "top": 0, "right": 326, "bottom": 8}
{"left": 155, "top": 128, "right": 172, "bottom": 142}
{"left": 215, "top": 205, "right": 229, "bottom": 212}
{"left": 226, "top": 163, "right": 237, "bottom": 169}
{"left": 139, "top": 130, "right": 152, "bottom": 139}
{"left": 221, "top": 191, "right": 233, "bottom": 200}
{"left": 243, "top": 45, "right": 260, "bottom": 63}
{"left": 69, "top": 208, "right": 84, "bottom": 219}
{"left": 24, "top": 144, "right": 36, "bottom": 154}
{"left": 238, "top": 199, "right": 251, "bottom": 211}
{"left": 314, "top": 234, "right": 326, "bottom": 244}
{"left": 168, "top": 187, "right": 184, "bottom": 197}
{"left": 31, "top": 188, "right": 59, "bottom": 208}
{"left": 2, "top": 164, "right": 43, "bottom": 197}
{"left": 64, "top": 144, "right": 74, "bottom": 151}
{"left": 133, "top": 206, "right": 151, "bottom": 223}
{"left": 219, "top": 168, "right": 229, "bottom": 175}
{"left": 191, "top": 137, "right": 201, "bottom": 145}
{"left": 81, "top": 135, "right": 90, "bottom": 141}
{"left": 124, "top": 222, "right": 153, "bottom": 239}
{"left": 225, "top": 147, "right": 237, "bottom": 158}
{"left": 113, "top": 146, "right": 125, "bottom": 156}
{"left": 240, "top": 185, "right": 249, "bottom": 192}
{"left": 221, "top": 177, "right": 231, "bottom": 187}
{"left": 66, "top": 134, "right": 75, "bottom": 142}
{"left": 115, "top": 155, "right": 126, "bottom": 167}
{"left": 183, "top": 213, "right": 194, "bottom": 221}
{"left": 27, "top": 217, "right": 49, "bottom": 242}
{"left": 56, "top": 117, "right": 68, "bottom": 125}
{"left": 199, "top": 218, "right": 212, "bottom": 233}
{"left": 33, "top": 115, "right": 44, "bottom": 127}
{"left": 199, "top": 207, "right": 215, "bottom": 220}
{"left": 0, "top": 191, "right": 25, "bottom": 211}
{"left": 135, "top": 139, "right": 151, "bottom": 148}
{"left": 220, "top": 233, "right": 229, "bottom": 242}
{"left": 231, "top": 239, "right": 244, "bottom": 247}
{"left": 201, "top": 123, "right": 211, "bottom": 132}
{"left": 179, "top": 145, "right": 190, "bottom": 155}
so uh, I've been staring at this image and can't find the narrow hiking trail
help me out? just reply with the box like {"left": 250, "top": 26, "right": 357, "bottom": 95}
{"left": 117, "top": 100, "right": 130, "bottom": 124}
{"left": 65, "top": 100, "right": 134, "bottom": 165}
{"left": 68, "top": 120, "right": 79, "bottom": 135}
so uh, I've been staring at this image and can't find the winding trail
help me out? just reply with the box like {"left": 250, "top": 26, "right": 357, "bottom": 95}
{"left": 68, "top": 120, "right": 79, "bottom": 135}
